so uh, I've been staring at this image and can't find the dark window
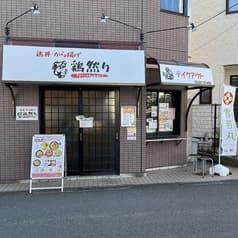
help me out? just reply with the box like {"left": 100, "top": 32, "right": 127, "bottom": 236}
{"left": 231, "top": 75, "right": 238, "bottom": 86}
{"left": 230, "top": 75, "right": 238, "bottom": 125}
{"left": 200, "top": 88, "right": 212, "bottom": 104}
{"left": 226, "top": 0, "right": 238, "bottom": 14}
{"left": 160, "top": 0, "right": 186, "bottom": 14}
{"left": 146, "top": 90, "right": 181, "bottom": 139}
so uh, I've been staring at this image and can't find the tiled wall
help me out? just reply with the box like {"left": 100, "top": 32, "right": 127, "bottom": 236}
{"left": 0, "top": 0, "right": 188, "bottom": 182}
{"left": 0, "top": 83, "right": 39, "bottom": 182}
{"left": 119, "top": 87, "right": 146, "bottom": 174}
{"left": 1, "top": 0, "right": 188, "bottom": 60}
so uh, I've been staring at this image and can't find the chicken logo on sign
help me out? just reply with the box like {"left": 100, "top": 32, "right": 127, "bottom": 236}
{"left": 52, "top": 61, "right": 68, "bottom": 78}
{"left": 162, "top": 67, "right": 174, "bottom": 80}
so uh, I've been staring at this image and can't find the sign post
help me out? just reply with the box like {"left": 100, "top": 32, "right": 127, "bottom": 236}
{"left": 29, "top": 134, "right": 65, "bottom": 193}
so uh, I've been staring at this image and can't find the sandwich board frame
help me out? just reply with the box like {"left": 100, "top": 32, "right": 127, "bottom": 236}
{"left": 29, "top": 134, "right": 65, "bottom": 193}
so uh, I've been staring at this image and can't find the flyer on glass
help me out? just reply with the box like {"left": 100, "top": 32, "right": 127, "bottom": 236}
{"left": 30, "top": 134, "right": 65, "bottom": 179}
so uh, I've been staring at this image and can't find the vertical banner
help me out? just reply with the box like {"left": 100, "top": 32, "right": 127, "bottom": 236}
{"left": 221, "top": 85, "right": 237, "bottom": 156}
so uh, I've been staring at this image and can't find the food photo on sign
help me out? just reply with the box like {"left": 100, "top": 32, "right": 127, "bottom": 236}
{"left": 31, "top": 135, "right": 65, "bottom": 179}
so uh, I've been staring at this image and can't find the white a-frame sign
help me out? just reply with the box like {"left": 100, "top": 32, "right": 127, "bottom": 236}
{"left": 29, "top": 134, "right": 65, "bottom": 193}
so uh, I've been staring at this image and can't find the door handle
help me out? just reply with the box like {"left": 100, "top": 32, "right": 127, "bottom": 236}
{"left": 80, "top": 132, "right": 83, "bottom": 141}
{"left": 115, "top": 132, "right": 119, "bottom": 140}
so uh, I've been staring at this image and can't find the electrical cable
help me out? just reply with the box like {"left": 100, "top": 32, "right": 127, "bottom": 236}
{"left": 145, "top": 46, "right": 187, "bottom": 53}
{"left": 194, "top": 2, "right": 238, "bottom": 28}
{"left": 193, "top": 19, "right": 238, "bottom": 52}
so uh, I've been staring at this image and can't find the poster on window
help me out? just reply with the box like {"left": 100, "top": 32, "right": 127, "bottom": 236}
{"left": 159, "top": 103, "right": 169, "bottom": 120}
{"left": 146, "top": 118, "right": 157, "bottom": 133}
{"left": 168, "top": 108, "right": 175, "bottom": 120}
{"left": 159, "top": 120, "right": 173, "bottom": 132}
{"left": 30, "top": 134, "right": 65, "bottom": 179}
{"left": 151, "top": 106, "right": 157, "bottom": 117}
{"left": 121, "top": 106, "right": 136, "bottom": 127}
{"left": 148, "top": 119, "right": 157, "bottom": 129}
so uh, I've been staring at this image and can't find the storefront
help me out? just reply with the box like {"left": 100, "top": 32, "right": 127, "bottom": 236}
{"left": 2, "top": 44, "right": 145, "bottom": 178}
{"left": 1, "top": 43, "right": 214, "bottom": 182}
{"left": 145, "top": 59, "right": 214, "bottom": 170}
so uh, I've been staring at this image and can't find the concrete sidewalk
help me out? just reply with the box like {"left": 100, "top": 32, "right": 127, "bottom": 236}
{"left": 1, "top": 163, "right": 238, "bottom": 193}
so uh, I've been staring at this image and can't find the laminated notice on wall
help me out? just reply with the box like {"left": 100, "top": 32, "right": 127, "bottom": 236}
{"left": 127, "top": 127, "right": 136, "bottom": 140}
{"left": 121, "top": 106, "right": 136, "bottom": 127}
{"left": 16, "top": 106, "right": 38, "bottom": 120}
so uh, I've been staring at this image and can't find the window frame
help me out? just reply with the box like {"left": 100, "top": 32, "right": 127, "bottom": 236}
{"left": 146, "top": 89, "right": 181, "bottom": 139}
{"left": 226, "top": 0, "right": 238, "bottom": 14}
{"left": 160, "top": 0, "right": 187, "bottom": 15}
{"left": 230, "top": 75, "right": 238, "bottom": 125}
{"left": 230, "top": 75, "right": 238, "bottom": 86}
{"left": 199, "top": 88, "right": 212, "bottom": 104}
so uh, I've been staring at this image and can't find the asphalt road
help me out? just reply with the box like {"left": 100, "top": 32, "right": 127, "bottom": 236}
{"left": 1, "top": 181, "right": 238, "bottom": 238}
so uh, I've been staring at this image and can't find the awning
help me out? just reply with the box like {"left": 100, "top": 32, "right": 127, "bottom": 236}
{"left": 146, "top": 58, "right": 214, "bottom": 88}
{"left": 146, "top": 58, "right": 215, "bottom": 132}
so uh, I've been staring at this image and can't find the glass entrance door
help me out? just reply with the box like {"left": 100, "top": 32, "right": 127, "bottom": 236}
{"left": 40, "top": 87, "right": 119, "bottom": 175}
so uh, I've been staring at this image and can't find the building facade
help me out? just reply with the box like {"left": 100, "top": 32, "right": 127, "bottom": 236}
{"left": 0, "top": 0, "right": 193, "bottom": 183}
{"left": 189, "top": 0, "right": 238, "bottom": 153}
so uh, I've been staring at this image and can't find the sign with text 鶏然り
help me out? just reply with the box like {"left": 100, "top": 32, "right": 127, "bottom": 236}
{"left": 16, "top": 106, "right": 38, "bottom": 120}
{"left": 2, "top": 45, "right": 145, "bottom": 85}
{"left": 30, "top": 134, "right": 65, "bottom": 179}
{"left": 160, "top": 64, "right": 213, "bottom": 86}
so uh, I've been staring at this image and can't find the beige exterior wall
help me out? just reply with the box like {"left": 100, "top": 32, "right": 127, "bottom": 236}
{"left": 189, "top": 0, "right": 238, "bottom": 103}
{"left": 187, "top": 0, "right": 238, "bottom": 153}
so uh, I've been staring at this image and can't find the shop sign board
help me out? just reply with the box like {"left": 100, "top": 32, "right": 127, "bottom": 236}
{"left": 16, "top": 106, "right": 38, "bottom": 120}
{"left": 30, "top": 134, "right": 65, "bottom": 179}
{"left": 2, "top": 45, "right": 145, "bottom": 86}
{"left": 160, "top": 64, "right": 214, "bottom": 86}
